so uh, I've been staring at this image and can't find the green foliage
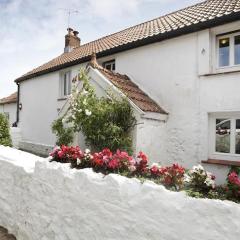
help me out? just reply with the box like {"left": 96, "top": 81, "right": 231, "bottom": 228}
{"left": 52, "top": 68, "right": 136, "bottom": 152}
{"left": 52, "top": 118, "right": 74, "bottom": 146}
{"left": 0, "top": 113, "right": 12, "bottom": 147}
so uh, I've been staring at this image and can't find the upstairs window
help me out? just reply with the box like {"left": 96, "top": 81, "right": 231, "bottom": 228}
{"left": 217, "top": 32, "right": 240, "bottom": 68}
{"left": 235, "top": 35, "right": 240, "bottom": 65}
{"left": 103, "top": 60, "right": 115, "bottom": 71}
{"left": 218, "top": 38, "right": 229, "bottom": 67}
{"left": 60, "top": 71, "right": 71, "bottom": 97}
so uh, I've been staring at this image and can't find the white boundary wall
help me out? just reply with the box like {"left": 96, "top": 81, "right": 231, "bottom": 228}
{"left": 0, "top": 146, "right": 240, "bottom": 240}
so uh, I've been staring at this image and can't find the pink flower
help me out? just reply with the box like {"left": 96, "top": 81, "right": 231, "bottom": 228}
{"left": 58, "top": 151, "right": 64, "bottom": 158}
{"left": 108, "top": 159, "right": 119, "bottom": 170}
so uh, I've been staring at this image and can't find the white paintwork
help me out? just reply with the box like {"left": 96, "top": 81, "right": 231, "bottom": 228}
{"left": 10, "top": 127, "right": 22, "bottom": 149}
{"left": 18, "top": 21, "right": 240, "bottom": 183}
{"left": 0, "top": 146, "right": 239, "bottom": 240}
{"left": 0, "top": 102, "right": 16, "bottom": 126}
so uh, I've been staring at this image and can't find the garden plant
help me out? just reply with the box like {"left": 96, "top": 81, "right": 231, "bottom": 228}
{"left": 49, "top": 145, "right": 240, "bottom": 204}
{"left": 0, "top": 113, "right": 12, "bottom": 147}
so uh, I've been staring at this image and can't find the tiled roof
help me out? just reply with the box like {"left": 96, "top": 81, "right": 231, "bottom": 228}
{"left": 89, "top": 55, "right": 167, "bottom": 114}
{"left": 16, "top": 0, "right": 240, "bottom": 82}
{"left": 0, "top": 92, "right": 17, "bottom": 105}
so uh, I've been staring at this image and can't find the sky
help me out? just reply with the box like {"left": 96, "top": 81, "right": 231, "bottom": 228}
{"left": 0, "top": 0, "right": 202, "bottom": 98}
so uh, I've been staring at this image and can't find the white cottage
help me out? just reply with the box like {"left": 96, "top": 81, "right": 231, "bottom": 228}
{"left": 0, "top": 92, "right": 17, "bottom": 126}
{"left": 14, "top": 0, "right": 240, "bottom": 183}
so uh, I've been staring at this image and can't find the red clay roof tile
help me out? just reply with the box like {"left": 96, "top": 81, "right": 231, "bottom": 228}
{"left": 16, "top": 0, "right": 240, "bottom": 82}
{"left": 0, "top": 92, "right": 17, "bottom": 105}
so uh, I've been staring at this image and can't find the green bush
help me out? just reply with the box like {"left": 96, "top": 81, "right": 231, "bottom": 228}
{"left": 52, "top": 118, "right": 74, "bottom": 146}
{"left": 52, "top": 68, "right": 136, "bottom": 153}
{"left": 0, "top": 113, "right": 12, "bottom": 147}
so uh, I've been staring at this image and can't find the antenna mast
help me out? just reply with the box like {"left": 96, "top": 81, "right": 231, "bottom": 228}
{"left": 58, "top": 8, "right": 79, "bottom": 28}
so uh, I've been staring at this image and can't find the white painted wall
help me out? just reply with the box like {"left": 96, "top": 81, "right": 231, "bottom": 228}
{"left": 0, "top": 103, "right": 16, "bottom": 126}
{"left": 116, "top": 32, "right": 200, "bottom": 167}
{"left": 18, "top": 21, "right": 240, "bottom": 182}
{"left": 10, "top": 127, "right": 22, "bottom": 149}
{"left": 0, "top": 146, "right": 240, "bottom": 240}
{"left": 19, "top": 64, "right": 86, "bottom": 148}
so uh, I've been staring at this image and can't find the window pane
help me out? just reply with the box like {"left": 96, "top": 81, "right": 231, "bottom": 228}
{"left": 106, "top": 64, "right": 111, "bottom": 70}
{"left": 67, "top": 72, "right": 71, "bottom": 95}
{"left": 236, "top": 120, "right": 240, "bottom": 154}
{"left": 234, "top": 35, "right": 240, "bottom": 65}
{"left": 216, "top": 119, "right": 231, "bottom": 153}
{"left": 63, "top": 74, "right": 67, "bottom": 96}
{"left": 219, "top": 38, "right": 230, "bottom": 67}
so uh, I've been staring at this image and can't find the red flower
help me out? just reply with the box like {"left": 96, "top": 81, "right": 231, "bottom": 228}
{"left": 108, "top": 159, "right": 119, "bottom": 170}
{"left": 58, "top": 151, "right": 64, "bottom": 158}
{"left": 150, "top": 165, "right": 160, "bottom": 176}
{"left": 228, "top": 172, "right": 240, "bottom": 186}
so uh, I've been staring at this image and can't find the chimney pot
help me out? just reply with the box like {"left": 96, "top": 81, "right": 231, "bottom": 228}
{"left": 73, "top": 30, "right": 79, "bottom": 36}
{"left": 64, "top": 28, "right": 81, "bottom": 53}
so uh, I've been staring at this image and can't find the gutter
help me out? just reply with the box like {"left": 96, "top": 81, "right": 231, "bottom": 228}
{"left": 15, "top": 12, "right": 240, "bottom": 83}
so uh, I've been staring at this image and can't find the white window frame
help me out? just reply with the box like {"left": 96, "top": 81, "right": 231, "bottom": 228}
{"left": 59, "top": 71, "right": 72, "bottom": 97}
{"left": 216, "top": 32, "right": 240, "bottom": 69}
{"left": 209, "top": 112, "right": 240, "bottom": 161}
{"left": 103, "top": 60, "right": 115, "bottom": 71}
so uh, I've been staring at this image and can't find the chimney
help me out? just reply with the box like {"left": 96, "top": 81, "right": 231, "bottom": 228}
{"left": 64, "top": 28, "right": 81, "bottom": 53}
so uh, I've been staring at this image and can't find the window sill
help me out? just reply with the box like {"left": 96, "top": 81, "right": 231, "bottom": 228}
{"left": 202, "top": 159, "right": 240, "bottom": 167}
{"left": 57, "top": 97, "right": 68, "bottom": 101}
{"left": 201, "top": 69, "right": 240, "bottom": 77}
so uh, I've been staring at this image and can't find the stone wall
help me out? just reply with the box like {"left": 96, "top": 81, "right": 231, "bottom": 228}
{"left": 0, "top": 146, "right": 239, "bottom": 240}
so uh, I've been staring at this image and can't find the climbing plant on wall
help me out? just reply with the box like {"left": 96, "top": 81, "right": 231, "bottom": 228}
{"left": 52, "top": 68, "right": 136, "bottom": 153}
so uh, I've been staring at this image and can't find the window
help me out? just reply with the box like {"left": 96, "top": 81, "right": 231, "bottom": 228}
{"left": 218, "top": 38, "right": 230, "bottom": 67}
{"left": 235, "top": 35, "right": 240, "bottom": 65}
{"left": 60, "top": 71, "right": 71, "bottom": 97}
{"left": 103, "top": 60, "right": 115, "bottom": 71}
{"left": 217, "top": 32, "right": 240, "bottom": 68}
{"left": 212, "top": 116, "right": 240, "bottom": 156}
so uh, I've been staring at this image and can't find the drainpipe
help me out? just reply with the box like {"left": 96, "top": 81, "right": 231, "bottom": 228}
{"left": 13, "top": 82, "right": 20, "bottom": 127}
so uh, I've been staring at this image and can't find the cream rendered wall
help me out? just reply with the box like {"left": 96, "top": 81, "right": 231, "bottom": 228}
{"left": 0, "top": 103, "right": 16, "bottom": 126}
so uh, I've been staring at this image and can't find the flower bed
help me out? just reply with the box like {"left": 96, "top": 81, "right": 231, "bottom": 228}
{"left": 49, "top": 145, "right": 240, "bottom": 203}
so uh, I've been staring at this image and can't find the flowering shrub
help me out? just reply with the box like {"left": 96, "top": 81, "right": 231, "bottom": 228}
{"left": 50, "top": 145, "right": 84, "bottom": 164}
{"left": 52, "top": 68, "right": 136, "bottom": 153}
{"left": 160, "top": 164, "right": 185, "bottom": 190}
{"left": 49, "top": 146, "right": 240, "bottom": 203}
{"left": 135, "top": 152, "right": 149, "bottom": 176}
{"left": 92, "top": 148, "right": 135, "bottom": 174}
{"left": 184, "top": 165, "right": 216, "bottom": 191}
{"left": 149, "top": 163, "right": 185, "bottom": 190}
{"left": 0, "top": 113, "right": 12, "bottom": 147}
{"left": 226, "top": 170, "right": 240, "bottom": 199}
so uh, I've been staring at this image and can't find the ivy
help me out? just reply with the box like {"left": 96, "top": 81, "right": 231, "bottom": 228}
{"left": 52, "top": 68, "right": 136, "bottom": 153}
